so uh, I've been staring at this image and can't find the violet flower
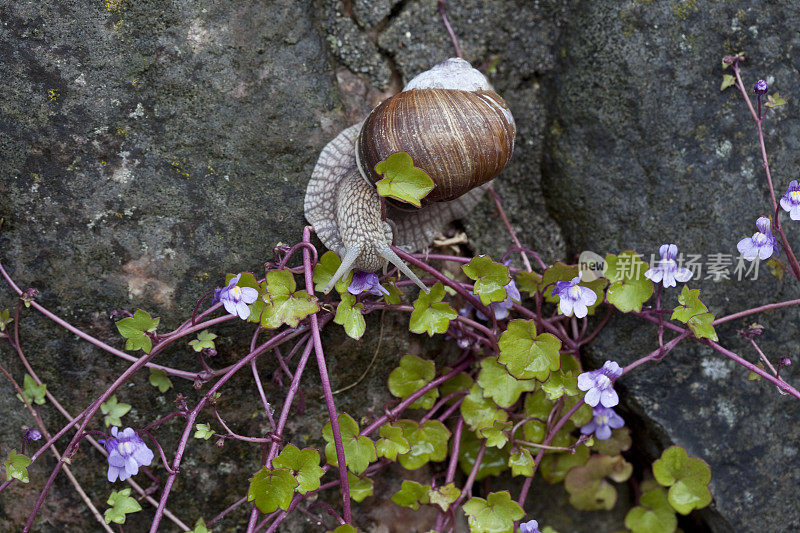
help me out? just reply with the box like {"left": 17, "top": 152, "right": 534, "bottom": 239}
{"left": 347, "top": 270, "right": 389, "bottom": 296}
{"left": 644, "top": 244, "right": 693, "bottom": 288}
{"left": 520, "top": 520, "right": 540, "bottom": 533}
{"left": 780, "top": 181, "right": 800, "bottom": 220}
{"left": 99, "top": 427, "right": 154, "bottom": 482}
{"left": 580, "top": 406, "right": 625, "bottom": 440}
{"left": 577, "top": 360, "right": 622, "bottom": 408}
{"left": 214, "top": 273, "right": 259, "bottom": 320}
{"left": 737, "top": 217, "right": 779, "bottom": 261}
{"left": 24, "top": 428, "right": 42, "bottom": 442}
{"left": 550, "top": 273, "right": 597, "bottom": 319}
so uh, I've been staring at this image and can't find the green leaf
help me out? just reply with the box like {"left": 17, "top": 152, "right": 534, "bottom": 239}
{"left": 462, "top": 255, "right": 511, "bottom": 305}
{"left": 477, "top": 420, "right": 512, "bottom": 449}
{"left": 391, "top": 480, "right": 430, "bottom": 510}
{"left": 604, "top": 252, "right": 654, "bottom": 312}
{"left": 100, "top": 395, "right": 131, "bottom": 427}
{"left": 409, "top": 283, "right": 457, "bottom": 336}
{"left": 766, "top": 92, "right": 787, "bottom": 108}
{"left": 116, "top": 309, "right": 159, "bottom": 353}
{"left": 540, "top": 368, "right": 580, "bottom": 402}
{"left": 592, "top": 427, "right": 632, "bottom": 456}
{"left": 477, "top": 357, "right": 535, "bottom": 408}
{"left": 508, "top": 448, "right": 535, "bottom": 477}
{"left": 247, "top": 467, "right": 297, "bottom": 514}
{"left": 376, "top": 423, "right": 411, "bottom": 461}
{"left": 671, "top": 286, "right": 707, "bottom": 322}
{"left": 329, "top": 526, "right": 358, "bottom": 533}
{"left": 148, "top": 368, "right": 172, "bottom": 393}
{"left": 194, "top": 423, "right": 214, "bottom": 440}
{"left": 190, "top": 518, "right": 211, "bottom": 533}
{"left": 625, "top": 485, "right": 678, "bottom": 533}
{"left": 396, "top": 419, "right": 450, "bottom": 470}
{"left": 461, "top": 384, "right": 508, "bottom": 433}
{"left": 334, "top": 293, "right": 366, "bottom": 340}
{"left": 439, "top": 371, "right": 474, "bottom": 403}
{"left": 462, "top": 491, "right": 524, "bottom": 533}
{"left": 313, "top": 251, "right": 353, "bottom": 294}
{"left": 322, "top": 413, "right": 376, "bottom": 475}
{"left": 515, "top": 270, "right": 542, "bottom": 295}
{"left": 564, "top": 455, "right": 633, "bottom": 511}
{"left": 458, "top": 430, "right": 509, "bottom": 480}
{"left": 19, "top": 374, "right": 46, "bottom": 406}
{"left": 498, "top": 320, "right": 561, "bottom": 381}
{"left": 388, "top": 355, "right": 439, "bottom": 409}
{"left": 261, "top": 270, "right": 319, "bottom": 329}
{"left": 652, "top": 446, "right": 712, "bottom": 514}
{"left": 189, "top": 330, "right": 217, "bottom": 352}
{"left": 429, "top": 482, "right": 460, "bottom": 512}
{"left": 720, "top": 74, "right": 736, "bottom": 91}
{"left": 273, "top": 444, "right": 324, "bottom": 494}
{"left": 0, "top": 309, "right": 12, "bottom": 331}
{"left": 104, "top": 488, "right": 142, "bottom": 524}
{"left": 4, "top": 450, "right": 31, "bottom": 483}
{"left": 381, "top": 278, "right": 403, "bottom": 304}
{"left": 687, "top": 313, "right": 718, "bottom": 341}
{"left": 539, "top": 445, "right": 590, "bottom": 484}
{"left": 347, "top": 471, "right": 374, "bottom": 502}
{"left": 521, "top": 390, "right": 551, "bottom": 444}
{"left": 671, "top": 287, "right": 717, "bottom": 341}
{"left": 374, "top": 152, "right": 435, "bottom": 207}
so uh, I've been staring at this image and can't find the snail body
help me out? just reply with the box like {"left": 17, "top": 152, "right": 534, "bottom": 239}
{"left": 305, "top": 58, "right": 516, "bottom": 293}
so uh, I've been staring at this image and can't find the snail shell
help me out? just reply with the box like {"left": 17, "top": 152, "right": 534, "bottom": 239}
{"left": 305, "top": 58, "right": 516, "bottom": 293}
{"left": 356, "top": 88, "right": 515, "bottom": 205}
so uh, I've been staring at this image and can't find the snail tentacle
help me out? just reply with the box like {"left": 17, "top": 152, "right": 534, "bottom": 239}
{"left": 376, "top": 241, "right": 430, "bottom": 294}
{"left": 323, "top": 245, "right": 361, "bottom": 294}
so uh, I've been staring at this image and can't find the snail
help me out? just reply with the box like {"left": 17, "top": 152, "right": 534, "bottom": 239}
{"left": 305, "top": 57, "right": 516, "bottom": 293}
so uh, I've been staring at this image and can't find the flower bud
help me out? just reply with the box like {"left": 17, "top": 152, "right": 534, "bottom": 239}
{"left": 779, "top": 356, "right": 792, "bottom": 367}
{"left": 753, "top": 79, "right": 768, "bottom": 95}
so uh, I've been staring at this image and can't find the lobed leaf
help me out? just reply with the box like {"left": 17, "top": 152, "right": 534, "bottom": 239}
{"left": 409, "top": 283, "right": 457, "bottom": 336}
{"left": 100, "top": 395, "right": 131, "bottom": 427}
{"left": 4, "top": 450, "right": 31, "bottom": 483}
{"left": 374, "top": 152, "right": 435, "bottom": 207}
{"left": 273, "top": 444, "right": 324, "bottom": 494}
{"left": 652, "top": 446, "right": 712, "bottom": 514}
{"left": 334, "top": 293, "right": 366, "bottom": 340}
{"left": 463, "top": 491, "right": 524, "bottom": 533}
{"left": 498, "top": 320, "right": 561, "bottom": 381}
{"left": 247, "top": 467, "right": 297, "bottom": 514}
{"left": 462, "top": 255, "right": 510, "bottom": 305}
{"left": 105, "top": 488, "right": 142, "bottom": 524}
{"left": 604, "top": 251, "right": 653, "bottom": 313}
{"left": 387, "top": 355, "right": 439, "bottom": 410}
{"left": 148, "top": 368, "right": 172, "bottom": 393}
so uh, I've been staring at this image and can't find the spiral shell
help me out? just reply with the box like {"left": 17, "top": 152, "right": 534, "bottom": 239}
{"left": 355, "top": 87, "right": 515, "bottom": 205}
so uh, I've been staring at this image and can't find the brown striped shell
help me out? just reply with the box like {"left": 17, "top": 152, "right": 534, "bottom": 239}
{"left": 355, "top": 87, "right": 516, "bottom": 205}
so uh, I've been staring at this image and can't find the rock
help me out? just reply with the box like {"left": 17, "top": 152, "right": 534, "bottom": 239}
{"left": 545, "top": 2, "right": 800, "bottom": 531}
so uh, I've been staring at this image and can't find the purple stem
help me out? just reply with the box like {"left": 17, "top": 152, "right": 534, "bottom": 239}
{"left": 302, "top": 226, "right": 352, "bottom": 523}
{"left": 487, "top": 184, "right": 533, "bottom": 272}
{"left": 437, "top": 0, "right": 462, "bottom": 59}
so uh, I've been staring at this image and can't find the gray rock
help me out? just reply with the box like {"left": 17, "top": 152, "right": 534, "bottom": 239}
{"left": 545, "top": 2, "right": 800, "bottom": 531}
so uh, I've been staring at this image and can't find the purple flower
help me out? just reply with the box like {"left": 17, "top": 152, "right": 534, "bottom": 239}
{"left": 753, "top": 79, "right": 769, "bottom": 95}
{"left": 737, "top": 217, "right": 779, "bottom": 261}
{"left": 780, "top": 181, "right": 800, "bottom": 220}
{"left": 214, "top": 274, "right": 259, "bottom": 320}
{"left": 347, "top": 270, "right": 389, "bottom": 297}
{"left": 550, "top": 273, "right": 597, "bottom": 319}
{"left": 580, "top": 406, "right": 625, "bottom": 440}
{"left": 99, "top": 427, "right": 154, "bottom": 482}
{"left": 644, "top": 244, "right": 693, "bottom": 288}
{"left": 476, "top": 279, "right": 521, "bottom": 321}
{"left": 25, "top": 428, "right": 42, "bottom": 442}
{"left": 520, "top": 520, "right": 540, "bottom": 533}
{"left": 577, "top": 360, "right": 622, "bottom": 408}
